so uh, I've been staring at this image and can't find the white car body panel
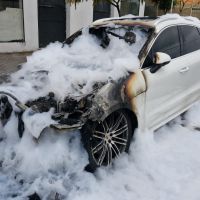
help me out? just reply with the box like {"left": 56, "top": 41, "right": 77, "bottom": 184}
{"left": 143, "top": 52, "right": 199, "bottom": 130}
{"left": 132, "top": 18, "right": 200, "bottom": 131}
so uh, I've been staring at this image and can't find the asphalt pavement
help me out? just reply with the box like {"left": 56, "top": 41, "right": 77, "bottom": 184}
{"left": 0, "top": 52, "right": 32, "bottom": 74}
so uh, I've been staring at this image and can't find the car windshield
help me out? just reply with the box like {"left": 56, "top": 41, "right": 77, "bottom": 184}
{"left": 63, "top": 25, "right": 151, "bottom": 48}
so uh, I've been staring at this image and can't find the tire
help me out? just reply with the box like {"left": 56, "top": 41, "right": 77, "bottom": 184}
{"left": 81, "top": 110, "right": 134, "bottom": 172}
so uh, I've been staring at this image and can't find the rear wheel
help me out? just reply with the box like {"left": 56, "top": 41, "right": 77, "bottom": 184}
{"left": 81, "top": 110, "right": 135, "bottom": 172}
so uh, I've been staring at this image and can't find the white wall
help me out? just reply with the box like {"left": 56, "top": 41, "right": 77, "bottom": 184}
{"left": 0, "top": 0, "right": 39, "bottom": 53}
{"left": 66, "top": 0, "right": 93, "bottom": 36}
{"left": 139, "top": 0, "right": 145, "bottom": 16}
{"left": 110, "top": 5, "right": 120, "bottom": 18}
{"left": 0, "top": 0, "right": 145, "bottom": 52}
{"left": 66, "top": 0, "right": 145, "bottom": 37}
{"left": 110, "top": 0, "right": 145, "bottom": 18}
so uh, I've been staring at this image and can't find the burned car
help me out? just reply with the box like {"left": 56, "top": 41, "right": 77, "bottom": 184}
{"left": 1, "top": 15, "right": 200, "bottom": 171}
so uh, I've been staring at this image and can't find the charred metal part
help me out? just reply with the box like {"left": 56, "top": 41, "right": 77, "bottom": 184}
{"left": 88, "top": 80, "right": 129, "bottom": 121}
{"left": 107, "top": 30, "right": 136, "bottom": 45}
{"left": 87, "top": 71, "right": 146, "bottom": 124}
{"left": 101, "top": 31, "right": 110, "bottom": 48}
{"left": 62, "top": 29, "right": 82, "bottom": 46}
{"left": 51, "top": 113, "right": 65, "bottom": 120}
{"left": 124, "top": 31, "right": 136, "bottom": 44}
{"left": 139, "top": 29, "right": 155, "bottom": 65}
{"left": 26, "top": 92, "right": 57, "bottom": 113}
{"left": 28, "top": 192, "right": 41, "bottom": 200}
{"left": 92, "top": 19, "right": 155, "bottom": 29}
{"left": 59, "top": 97, "right": 78, "bottom": 113}
{"left": 50, "top": 122, "right": 83, "bottom": 130}
{"left": 0, "top": 95, "right": 13, "bottom": 125}
{"left": 59, "top": 118, "right": 80, "bottom": 125}
{"left": 32, "top": 70, "right": 49, "bottom": 75}
{"left": 0, "top": 91, "right": 28, "bottom": 111}
{"left": 18, "top": 112, "right": 24, "bottom": 138}
{"left": 0, "top": 71, "right": 143, "bottom": 136}
{"left": 124, "top": 70, "right": 146, "bottom": 100}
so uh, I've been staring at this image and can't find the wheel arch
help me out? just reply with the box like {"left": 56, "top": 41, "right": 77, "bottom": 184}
{"left": 81, "top": 106, "right": 138, "bottom": 172}
{"left": 98, "top": 104, "right": 138, "bottom": 130}
{"left": 123, "top": 108, "right": 138, "bottom": 130}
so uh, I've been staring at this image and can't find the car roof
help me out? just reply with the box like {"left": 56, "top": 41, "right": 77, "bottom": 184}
{"left": 91, "top": 14, "right": 200, "bottom": 33}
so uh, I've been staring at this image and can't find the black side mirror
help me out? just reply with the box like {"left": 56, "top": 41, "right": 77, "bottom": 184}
{"left": 150, "top": 62, "right": 169, "bottom": 73}
{"left": 150, "top": 52, "right": 171, "bottom": 73}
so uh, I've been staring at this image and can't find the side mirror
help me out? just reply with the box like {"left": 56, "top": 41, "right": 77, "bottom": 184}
{"left": 150, "top": 52, "right": 171, "bottom": 73}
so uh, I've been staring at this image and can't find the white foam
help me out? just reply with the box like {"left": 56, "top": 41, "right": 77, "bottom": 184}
{"left": 0, "top": 27, "right": 147, "bottom": 103}
{"left": 0, "top": 15, "right": 200, "bottom": 200}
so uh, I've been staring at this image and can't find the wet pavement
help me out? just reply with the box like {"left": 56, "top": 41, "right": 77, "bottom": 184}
{"left": 0, "top": 52, "right": 32, "bottom": 74}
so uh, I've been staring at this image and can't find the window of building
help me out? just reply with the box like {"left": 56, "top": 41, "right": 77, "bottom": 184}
{"left": 0, "top": 0, "right": 24, "bottom": 42}
{"left": 144, "top": 0, "right": 157, "bottom": 17}
{"left": 120, "top": 0, "right": 140, "bottom": 16}
{"left": 93, "top": 1, "right": 110, "bottom": 21}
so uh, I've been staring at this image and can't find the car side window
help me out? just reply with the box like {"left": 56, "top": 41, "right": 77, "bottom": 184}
{"left": 179, "top": 25, "right": 200, "bottom": 56}
{"left": 143, "top": 26, "right": 181, "bottom": 67}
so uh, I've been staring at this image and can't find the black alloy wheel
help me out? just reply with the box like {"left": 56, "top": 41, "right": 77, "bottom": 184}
{"left": 82, "top": 110, "right": 134, "bottom": 172}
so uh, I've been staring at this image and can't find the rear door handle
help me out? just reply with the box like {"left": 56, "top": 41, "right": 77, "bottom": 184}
{"left": 179, "top": 66, "right": 189, "bottom": 73}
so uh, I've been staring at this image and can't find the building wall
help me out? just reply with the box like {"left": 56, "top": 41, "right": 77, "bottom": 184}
{"left": 67, "top": 0, "right": 145, "bottom": 36}
{"left": 111, "top": 5, "right": 121, "bottom": 18}
{"left": 0, "top": 0, "right": 39, "bottom": 53}
{"left": 66, "top": 1, "right": 125, "bottom": 37}
{"left": 0, "top": 0, "right": 145, "bottom": 53}
{"left": 139, "top": 1, "right": 145, "bottom": 16}
{"left": 66, "top": 0, "right": 93, "bottom": 37}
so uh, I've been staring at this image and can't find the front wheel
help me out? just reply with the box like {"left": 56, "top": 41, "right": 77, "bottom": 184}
{"left": 81, "top": 110, "right": 134, "bottom": 172}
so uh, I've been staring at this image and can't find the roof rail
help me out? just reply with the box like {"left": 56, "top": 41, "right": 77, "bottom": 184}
{"left": 184, "top": 17, "right": 200, "bottom": 23}
{"left": 108, "top": 16, "right": 158, "bottom": 22}
{"left": 154, "top": 17, "right": 180, "bottom": 25}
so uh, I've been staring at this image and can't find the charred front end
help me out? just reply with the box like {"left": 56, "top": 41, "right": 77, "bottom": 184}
{"left": 0, "top": 76, "right": 134, "bottom": 138}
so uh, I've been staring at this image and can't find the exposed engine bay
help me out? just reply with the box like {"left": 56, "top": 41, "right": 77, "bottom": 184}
{"left": 0, "top": 79, "right": 127, "bottom": 139}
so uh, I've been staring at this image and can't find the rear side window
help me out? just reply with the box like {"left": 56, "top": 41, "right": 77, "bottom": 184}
{"left": 179, "top": 25, "right": 200, "bottom": 55}
{"left": 143, "top": 26, "right": 181, "bottom": 67}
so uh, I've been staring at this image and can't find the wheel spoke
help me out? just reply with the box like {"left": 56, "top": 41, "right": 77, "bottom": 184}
{"left": 93, "top": 133, "right": 105, "bottom": 140}
{"left": 108, "top": 115, "right": 115, "bottom": 131}
{"left": 94, "top": 130, "right": 106, "bottom": 136}
{"left": 111, "top": 142, "right": 120, "bottom": 158}
{"left": 113, "top": 125, "right": 128, "bottom": 137}
{"left": 112, "top": 140, "right": 127, "bottom": 146}
{"left": 101, "top": 121, "right": 107, "bottom": 133}
{"left": 112, "top": 135, "right": 127, "bottom": 143}
{"left": 103, "top": 120, "right": 109, "bottom": 131}
{"left": 92, "top": 141, "right": 104, "bottom": 154}
{"left": 107, "top": 144, "right": 113, "bottom": 165}
{"left": 98, "top": 146, "right": 107, "bottom": 166}
{"left": 111, "top": 113, "right": 124, "bottom": 131}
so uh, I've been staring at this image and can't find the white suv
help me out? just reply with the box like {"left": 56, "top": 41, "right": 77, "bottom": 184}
{"left": 82, "top": 15, "right": 200, "bottom": 171}
{"left": 0, "top": 15, "right": 200, "bottom": 171}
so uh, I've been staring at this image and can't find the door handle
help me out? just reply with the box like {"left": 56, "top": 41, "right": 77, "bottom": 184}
{"left": 179, "top": 66, "right": 189, "bottom": 73}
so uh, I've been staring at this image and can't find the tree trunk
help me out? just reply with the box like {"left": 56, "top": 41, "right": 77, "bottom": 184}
{"left": 116, "top": 4, "right": 121, "bottom": 16}
{"left": 156, "top": 3, "right": 159, "bottom": 16}
{"left": 105, "top": 0, "right": 121, "bottom": 17}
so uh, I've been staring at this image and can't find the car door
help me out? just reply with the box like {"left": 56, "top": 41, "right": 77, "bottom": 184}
{"left": 142, "top": 25, "right": 191, "bottom": 130}
{"left": 177, "top": 25, "right": 200, "bottom": 105}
